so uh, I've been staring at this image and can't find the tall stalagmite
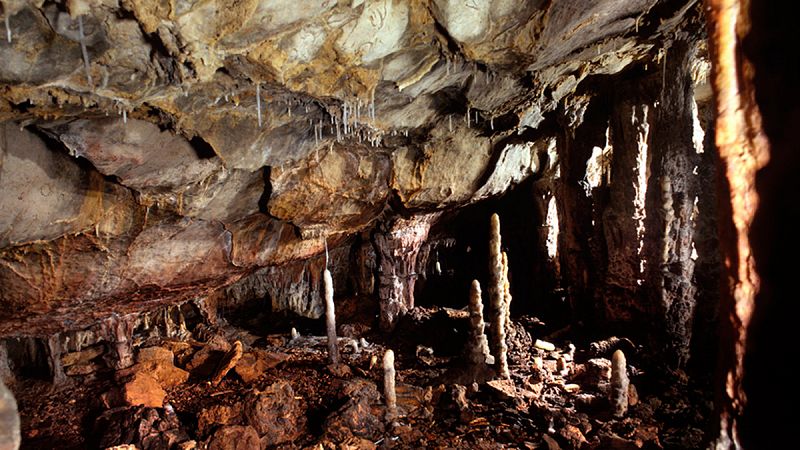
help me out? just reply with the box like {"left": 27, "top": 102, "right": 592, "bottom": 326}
{"left": 488, "top": 214, "right": 510, "bottom": 379}
{"left": 323, "top": 269, "right": 339, "bottom": 365}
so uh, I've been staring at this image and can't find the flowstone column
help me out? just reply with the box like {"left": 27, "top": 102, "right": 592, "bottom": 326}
{"left": 372, "top": 215, "right": 436, "bottom": 331}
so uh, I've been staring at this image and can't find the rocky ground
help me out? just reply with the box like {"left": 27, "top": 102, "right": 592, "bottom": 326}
{"left": 10, "top": 305, "right": 711, "bottom": 450}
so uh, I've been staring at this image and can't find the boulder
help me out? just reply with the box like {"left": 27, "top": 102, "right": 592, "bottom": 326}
{"left": 197, "top": 404, "right": 242, "bottom": 437}
{"left": 234, "top": 350, "right": 289, "bottom": 383}
{"left": 244, "top": 381, "right": 305, "bottom": 446}
{"left": 206, "top": 425, "right": 260, "bottom": 450}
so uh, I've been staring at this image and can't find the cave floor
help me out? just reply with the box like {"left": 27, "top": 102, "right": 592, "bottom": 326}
{"left": 13, "top": 307, "right": 710, "bottom": 449}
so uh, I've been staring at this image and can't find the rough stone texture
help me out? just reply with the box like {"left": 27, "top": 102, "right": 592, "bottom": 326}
{"left": 547, "top": 35, "right": 711, "bottom": 371}
{"left": 205, "top": 425, "right": 260, "bottom": 450}
{"left": 640, "top": 39, "right": 699, "bottom": 368}
{"left": 61, "top": 345, "right": 104, "bottom": 367}
{"left": 117, "top": 346, "right": 189, "bottom": 389}
{"left": 0, "top": 123, "right": 136, "bottom": 248}
{"left": 234, "top": 350, "right": 289, "bottom": 383}
{"left": 243, "top": 381, "right": 305, "bottom": 446}
{"left": 0, "top": 0, "right": 698, "bottom": 336}
{"left": 324, "top": 379, "right": 385, "bottom": 442}
{"left": 120, "top": 373, "right": 166, "bottom": 408}
{"left": 270, "top": 144, "right": 392, "bottom": 234}
{"left": 738, "top": 0, "right": 799, "bottom": 448}
{"left": 94, "top": 406, "right": 190, "bottom": 450}
{"left": 197, "top": 405, "right": 242, "bottom": 437}
{"left": 0, "top": 378, "right": 20, "bottom": 450}
{"left": 211, "top": 340, "right": 243, "bottom": 385}
{"left": 373, "top": 214, "right": 436, "bottom": 331}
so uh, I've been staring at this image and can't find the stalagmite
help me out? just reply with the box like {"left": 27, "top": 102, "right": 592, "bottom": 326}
{"left": 383, "top": 349, "right": 397, "bottom": 422}
{"left": 488, "top": 214, "right": 509, "bottom": 379}
{"left": 324, "top": 269, "right": 339, "bottom": 364}
{"left": 466, "top": 280, "right": 494, "bottom": 366}
{"left": 610, "top": 349, "right": 629, "bottom": 417}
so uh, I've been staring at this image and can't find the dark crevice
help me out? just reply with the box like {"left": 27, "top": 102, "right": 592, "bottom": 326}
{"left": 258, "top": 166, "right": 273, "bottom": 216}
{"left": 188, "top": 135, "right": 218, "bottom": 159}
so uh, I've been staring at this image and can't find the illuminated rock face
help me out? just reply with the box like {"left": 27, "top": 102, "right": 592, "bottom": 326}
{"left": 0, "top": 0, "right": 707, "bottom": 336}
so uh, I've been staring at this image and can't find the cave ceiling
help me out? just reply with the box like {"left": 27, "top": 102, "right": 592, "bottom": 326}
{"left": 0, "top": 0, "right": 703, "bottom": 335}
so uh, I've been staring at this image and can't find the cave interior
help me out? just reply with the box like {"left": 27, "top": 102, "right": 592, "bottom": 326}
{"left": 0, "top": 0, "right": 794, "bottom": 449}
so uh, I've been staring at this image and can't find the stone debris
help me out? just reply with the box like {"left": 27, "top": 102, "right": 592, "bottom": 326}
{"left": 94, "top": 406, "right": 190, "bottom": 449}
{"left": 534, "top": 339, "right": 557, "bottom": 351}
{"left": 234, "top": 350, "right": 288, "bottom": 383}
{"left": 197, "top": 404, "right": 241, "bottom": 437}
{"left": 211, "top": 341, "right": 243, "bottom": 385}
{"left": 205, "top": 425, "right": 260, "bottom": 450}
{"left": 244, "top": 381, "right": 305, "bottom": 446}
{"left": 120, "top": 373, "right": 166, "bottom": 408}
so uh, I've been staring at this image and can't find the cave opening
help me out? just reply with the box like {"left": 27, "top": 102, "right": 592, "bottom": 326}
{"left": 0, "top": 0, "right": 785, "bottom": 449}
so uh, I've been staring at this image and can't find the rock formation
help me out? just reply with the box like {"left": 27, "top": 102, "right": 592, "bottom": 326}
{"left": 0, "top": 0, "right": 783, "bottom": 448}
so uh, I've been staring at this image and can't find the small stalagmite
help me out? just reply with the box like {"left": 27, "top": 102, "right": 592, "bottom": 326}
{"left": 383, "top": 349, "right": 397, "bottom": 422}
{"left": 610, "top": 349, "right": 630, "bottom": 417}
{"left": 466, "top": 280, "right": 494, "bottom": 366}
{"left": 324, "top": 269, "right": 340, "bottom": 365}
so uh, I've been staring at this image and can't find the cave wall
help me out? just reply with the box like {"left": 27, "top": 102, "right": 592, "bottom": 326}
{"left": 739, "top": 0, "right": 800, "bottom": 447}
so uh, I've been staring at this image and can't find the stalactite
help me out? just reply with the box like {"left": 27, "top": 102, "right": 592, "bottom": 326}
{"left": 323, "top": 268, "right": 339, "bottom": 365}
{"left": 383, "top": 349, "right": 397, "bottom": 422}
{"left": 98, "top": 314, "right": 136, "bottom": 370}
{"left": 4, "top": 12, "right": 10, "bottom": 44}
{"left": 256, "top": 83, "right": 262, "bottom": 128}
{"left": 77, "top": 16, "right": 93, "bottom": 88}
